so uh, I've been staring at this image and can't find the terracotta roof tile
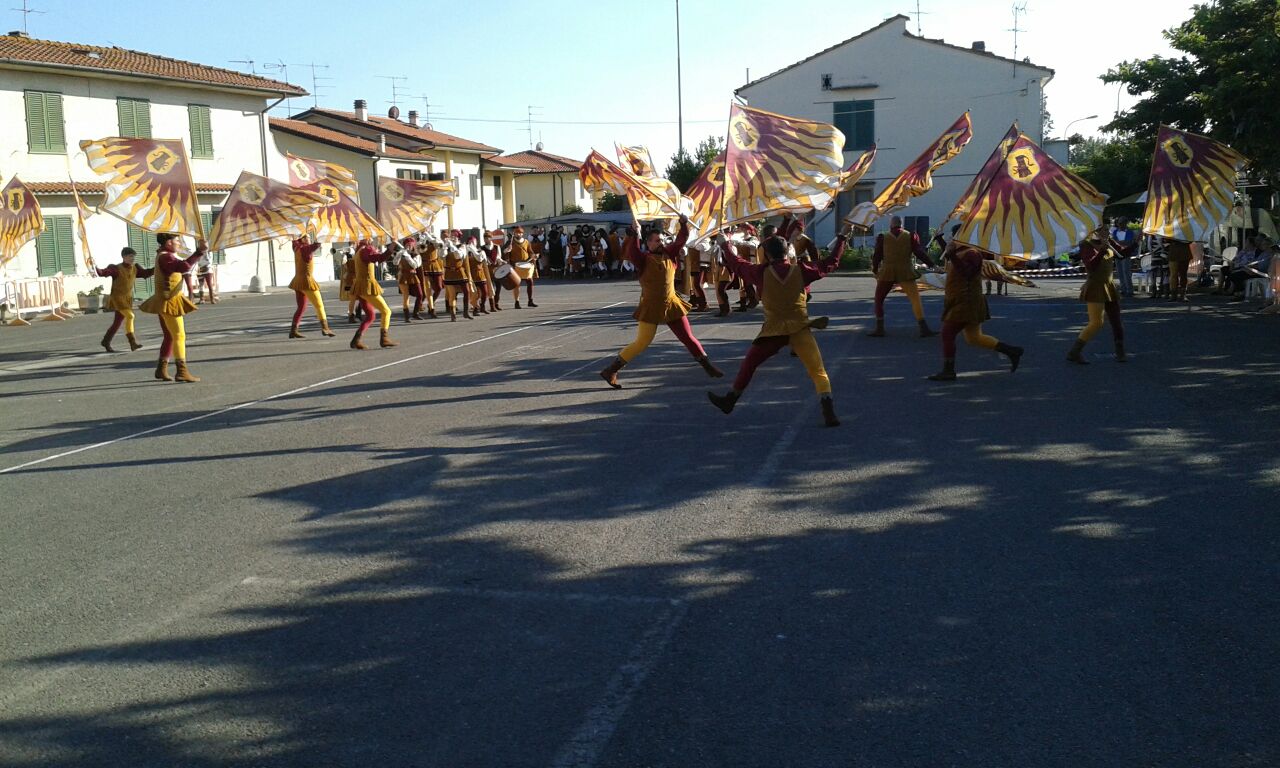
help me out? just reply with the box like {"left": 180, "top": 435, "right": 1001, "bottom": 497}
{"left": 297, "top": 108, "right": 502, "bottom": 154}
{"left": 269, "top": 118, "right": 430, "bottom": 161}
{"left": 497, "top": 150, "right": 582, "bottom": 173}
{"left": 0, "top": 33, "right": 306, "bottom": 95}
{"left": 30, "top": 181, "right": 232, "bottom": 195}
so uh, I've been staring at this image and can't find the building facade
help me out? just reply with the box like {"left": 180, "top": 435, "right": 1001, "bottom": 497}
{"left": 498, "top": 149, "right": 595, "bottom": 221}
{"left": 736, "top": 15, "right": 1054, "bottom": 245}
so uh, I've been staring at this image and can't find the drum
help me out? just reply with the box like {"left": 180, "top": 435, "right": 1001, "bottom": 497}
{"left": 489, "top": 229, "right": 507, "bottom": 247}
{"left": 513, "top": 261, "right": 536, "bottom": 280}
{"left": 493, "top": 262, "right": 521, "bottom": 290}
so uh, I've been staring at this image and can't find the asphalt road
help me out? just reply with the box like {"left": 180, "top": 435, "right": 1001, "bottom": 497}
{"left": 1, "top": 274, "right": 1277, "bottom": 768}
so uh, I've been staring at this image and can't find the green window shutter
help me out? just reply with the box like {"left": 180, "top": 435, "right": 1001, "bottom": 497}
{"left": 35, "top": 220, "right": 57, "bottom": 276}
{"left": 25, "top": 91, "right": 48, "bottom": 152}
{"left": 54, "top": 216, "right": 76, "bottom": 274}
{"left": 118, "top": 98, "right": 136, "bottom": 138}
{"left": 136, "top": 100, "right": 152, "bottom": 139}
{"left": 45, "top": 93, "right": 66, "bottom": 152}
{"left": 201, "top": 210, "right": 226, "bottom": 264}
{"left": 833, "top": 100, "right": 875, "bottom": 151}
{"left": 188, "top": 104, "right": 213, "bottom": 157}
{"left": 128, "top": 224, "right": 153, "bottom": 265}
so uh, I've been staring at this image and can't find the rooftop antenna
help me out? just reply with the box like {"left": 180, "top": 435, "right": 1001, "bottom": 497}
{"left": 1009, "top": 3, "right": 1027, "bottom": 76}
{"left": 910, "top": 0, "right": 928, "bottom": 36}
{"left": 262, "top": 59, "right": 292, "bottom": 114}
{"left": 229, "top": 58, "right": 258, "bottom": 76}
{"left": 10, "top": 0, "right": 43, "bottom": 34}
{"left": 414, "top": 94, "right": 443, "bottom": 129}
{"left": 377, "top": 75, "right": 408, "bottom": 110}
{"left": 525, "top": 105, "right": 543, "bottom": 149}
{"left": 302, "top": 62, "right": 331, "bottom": 108}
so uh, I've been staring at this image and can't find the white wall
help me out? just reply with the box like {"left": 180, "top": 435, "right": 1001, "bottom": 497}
{"left": 515, "top": 172, "right": 595, "bottom": 221}
{"left": 738, "top": 17, "right": 1053, "bottom": 244}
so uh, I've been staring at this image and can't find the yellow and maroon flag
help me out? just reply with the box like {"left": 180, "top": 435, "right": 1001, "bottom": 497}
{"left": 834, "top": 145, "right": 877, "bottom": 197}
{"left": 1141, "top": 125, "right": 1246, "bottom": 242}
{"left": 286, "top": 153, "right": 360, "bottom": 200}
{"left": 873, "top": 111, "right": 973, "bottom": 214}
{"left": 615, "top": 143, "right": 685, "bottom": 221}
{"left": 954, "top": 134, "right": 1106, "bottom": 260}
{"left": 377, "top": 176, "right": 456, "bottom": 239}
{"left": 68, "top": 177, "right": 96, "bottom": 272}
{"left": 616, "top": 144, "right": 658, "bottom": 178}
{"left": 721, "top": 103, "right": 845, "bottom": 224}
{"left": 579, "top": 150, "right": 683, "bottom": 220}
{"left": 208, "top": 171, "right": 330, "bottom": 251}
{"left": 80, "top": 137, "right": 204, "bottom": 238}
{"left": 948, "top": 122, "right": 1019, "bottom": 223}
{"left": 0, "top": 176, "right": 43, "bottom": 267}
{"left": 685, "top": 152, "right": 726, "bottom": 241}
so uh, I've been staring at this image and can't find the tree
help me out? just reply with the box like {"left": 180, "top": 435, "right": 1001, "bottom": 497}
{"left": 1068, "top": 135, "right": 1152, "bottom": 202}
{"left": 596, "top": 191, "right": 628, "bottom": 212}
{"left": 664, "top": 135, "right": 725, "bottom": 193}
{"left": 1102, "top": 0, "right": 1280, "bottom": 189}
{"left": 560, "top": 204, "right": 584, "bottom": 215}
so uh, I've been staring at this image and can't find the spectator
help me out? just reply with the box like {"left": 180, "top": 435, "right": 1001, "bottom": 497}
{"left": 1109, "top": 216, "right": 1138, "bottom": 298}
{"left": 1226, "top": 235, "right": 1273, "bottom": 301}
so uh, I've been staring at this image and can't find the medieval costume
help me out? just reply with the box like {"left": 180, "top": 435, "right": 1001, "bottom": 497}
{"left": 1166, "top": 237, "right": 1192, "bottom": 302}
{"left": 95, "top": 249, "right": 153, "bottom": 352}
{"left": 350, "top": 240, "right": 397, "bottom": 349}
{"left": 442, "top": 234, "right": 473, "bottom": 322}
{"left": 599, "top": 219, "right": 722, "bottom": 388}
{"left": 1067, "top": 234, "right": 1125, "bottom": 364}
{"left": 195, "top": 250, "right": 217, "bottom": 304}
{"left": 868, "top": 219, "right": 937, "bottom": 337}
{"left": 138, "top": 234, "right": 203, "bottom": 382}
{"left": 483, "top": 235, "right": 503, "bottom": 311}
{"left": 504, "top": 227, "right": 538, "bottom": 307}
{"left": 467, "top": 239, "right": 492, "bottom": 315}
{"left": 420, "top": 233, "right": 446, "bottom": 318}
{"left": 395, "top": 239, "right": 425, "bottom": 323}
{"left": 927, "top": 243, "right": 1024, "bottom": 381}
{"left": 289, "top": 237, "right": 336, "bottom": 338}
{"left": 707, "top": 231, "right": 844, "bottom": 427}
{"left": 339, "top": 253, "right": 361, "bottom": 323}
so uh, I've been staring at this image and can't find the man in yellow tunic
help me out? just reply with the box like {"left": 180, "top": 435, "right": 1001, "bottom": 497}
{"left": 138, "top": 234, "right": 203, "bottom": 382}
{"left": 503, "top": 226, "right": 539, "bottom": 308}
{"left": 868, "top": 215, "right": 937, "bottom": 338}
{"left": 349, "top": 240, "right": 398, "bottom": 350}
{"left": 442, "top": 233, "right": 473, "bottom": 322}
{"left": 95, "top": 246, "right": 153, "bottom": 353}
{"left": 289, "top": 236, "right": 336, "bottom": 338}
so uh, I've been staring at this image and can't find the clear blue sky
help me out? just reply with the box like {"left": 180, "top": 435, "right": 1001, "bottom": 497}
{"left": 25, "top": 0, "right": 1184, "bottom": 168}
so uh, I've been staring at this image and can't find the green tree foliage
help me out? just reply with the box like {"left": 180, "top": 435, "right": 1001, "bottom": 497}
{"left": 1102, "top": 0, "right": 1280, "bottom": 188}
{"left": 596, "top": 191, "right": 628, "bottom": 212}
{"left": 560, "top": 204, "right": 584, "bottom": 215}
{"left": 1069, "top": 135, "right": 1152, "bottom": 202}
{"left": 664, "top": 135, "right": 726, "bottom": 193}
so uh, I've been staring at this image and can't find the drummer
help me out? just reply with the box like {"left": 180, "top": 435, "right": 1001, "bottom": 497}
{"left": 466, "top": 235, "right": 492, "bottom": 315}
{"left": 503, "top": 226, "right": 539, "bottom": 308}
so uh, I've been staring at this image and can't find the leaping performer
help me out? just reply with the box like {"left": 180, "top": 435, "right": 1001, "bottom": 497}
{"left": 96, "top": 246, "right": 153, "bottom": 353}
{"left": 1067, "top": 228, "right": 1126, "bottom": 364}
{"left": 138, "top": 233, "right": 204, "bottom": 382}
{"left": 927, "top": 240, "right": 1024, "bottom": 381}
{"left": 599, "top": 216, "right": 723, "bottom": 388}
{"left": 288, "top": 235, "right": 336, "bottom": 338}
{"left": 706, "top": 228, "right": 846, "bottom": 427}
{"left": 349, "top": 239, "right": 397, "bottom": 349}
{"left": 867, "top": 215, "right": 938, "bottom": 338}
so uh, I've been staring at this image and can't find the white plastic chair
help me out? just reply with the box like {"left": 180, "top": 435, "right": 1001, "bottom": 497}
{"left": 1133, "top": 253, "right": 1154, "bottom": 293}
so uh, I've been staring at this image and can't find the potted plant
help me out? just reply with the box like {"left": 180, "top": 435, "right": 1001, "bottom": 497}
{"left": 77, "top": 285, "right": 105, "bottom": 313}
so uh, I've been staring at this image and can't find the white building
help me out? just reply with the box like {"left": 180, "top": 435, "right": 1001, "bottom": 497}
{"left": 0, "top": 31, "right": 305, "bottom": 297}
{"left": 287, "top": 104, "right": 524, "bottom": 232}
{"left": 736, "top": 14, "right": 1054, "bottom": 245}
{"left": 498, "top": 149, "right": 595, "bottom": 221}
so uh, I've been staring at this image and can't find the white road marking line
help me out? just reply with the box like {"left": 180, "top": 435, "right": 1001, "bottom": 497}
{"left": 0, "top": 302, "right": 625, "bottom": 475}
{"left": 550, "top": 601, "right": 688, "bottom": 768}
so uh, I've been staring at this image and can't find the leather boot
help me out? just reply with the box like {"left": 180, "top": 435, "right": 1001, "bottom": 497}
{"left": 514, "top": 299, "right": 521, "bottom": 309}
{"left": 350, "top": 331, "right": 367, "bottom": 350}
{"left": 866, "top": 317, "right": 886, "bottom": 337}
{"left": 126, "top": 333, "right": 142, "bottom": 351}
{"left": 320, "top": 323, "right": 336, "bottom": 338}
{"left": 449, "top": 305, "right": 457, "bottom": 322}
{"left": 347, "top": 313, "right": 356, "bottom": 324}
{"left": 820, "top": 396, "right": 840, "bottom": 427}
{"left": 918, "top": 319, "right": 938, "bottom": 338}
{"left": 289, "top": 323, "right": 304, "bottom": 339}
{"left": 928, "top": 358, "right": 957, "bottom": 381}
{"left": 1067, "top": 339, "right": 1089, "bottom": 365}
{"left": 380, "top": 330, "right": 398, "bottom": 348}
{"left": 995, "top": 341, "right": 1024, "bottom": 372}
{"left": 174, "top": 359, "right": 199, "bottom": 383}
{"left": 403, "top": 307, "right": 411, "bottom": 324}
{"left": 412, "top": 310, "right": 424, "bottom": 320}
{"left": 101, "top": 330, "right": 117, "bottom": 353}
{"left": 154, "top": 359, "right": 172, "bottom": 381}
{"left": 696, "top": 355, "right": 724, "bottom": 378}
{"left": 707, "top": 389, "right": 739, "bottom": 414}
{"left": 599, "top": 355, "right": 626, "bottom": 389}
{"left": 463, "top": 305, "right": 472, "bottom": 320}
{"left": 717, "top": 304, "right": 731, "bottom": 317}
{"left": 1115, "top": 340, "right": 1127, "bottom": 362}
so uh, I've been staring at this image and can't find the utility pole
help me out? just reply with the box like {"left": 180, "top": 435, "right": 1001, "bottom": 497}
{"left": 303, "top": 62, "right": 331, "bottom": 108}
{"left": 675, "top": 0, "right": 684, "bottom": 155}
{"left": 10, "top": 0, "right": 43, "bottom": 34}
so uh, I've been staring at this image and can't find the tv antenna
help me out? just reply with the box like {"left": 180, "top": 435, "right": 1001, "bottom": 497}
{"left": 10, "top": 0, "right": 43, "bottom": 34}
{"left": 377, "top": 75, "right": 408, "bottom": 110}
{"left": 526, "top": 105, "right": 543, "bottom": 149}
{"left": 262, "top": 60, "right": 293, "bottom": 114}
{"left": 1009, "top": 3, "right": 1028, "bottom": 73}
{"left": 415, "top": 94, "right": 443, "bottom": 128}
{"left": 302, "top": 62, "right": 331, "bottom": 108}
{"left": 229, "top": 57, "right": 258, "bottom": 76}
{"left": 910, "top": 0, "right": 928, "bottom": 36}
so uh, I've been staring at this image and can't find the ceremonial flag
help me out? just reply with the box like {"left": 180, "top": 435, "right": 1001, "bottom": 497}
{"left": 579, "top": 150, "right": 683, "bottom": 219}
{"left": 207, "top": 171, "right": 330, "bottom": 251}
{"left": 616, "top": 144, "right": 658, "bottom": 178}
{"left": 685, "top": 152, "right": 726, "bottom": 241}
{"left": 286, "top": 153, "right": 359, "bottom": 200}
{"left": 873, "top": 111, "right": 973, "bottom": 214}
{"left": 80, "top": 137, "right": 204, "bottom": 238}
{"left": 615, "top": 143, "right": 686, "bottom": 221}
{"left": 377, "top": 176, "right": 456, "bottom": 240}
{"left": 721, "top": 103, "right": 845, "bottom": 225}
{"left": 69, "top": 177, "right": 96, "bottom": 272}
{"left": 947, "top": 122, "right": 1019, "bottom": 222}
{"left": 954, "top": 134, "right": 1106, "bottom": 260}
{"left": 0, "top": 176, "right": 43, "bottom": 267}
{"left": 834, "top": 145, "right": 876, "bottom": 197}
{"left": 1141, "top": 125, "right": 1246, "bottom": 242}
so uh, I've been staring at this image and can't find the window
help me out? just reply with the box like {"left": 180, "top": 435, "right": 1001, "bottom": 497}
{"left": 903, "top": 215, "right": 930, "bottom": 237}
{"left": 833, "top": 100, "right": 874, "bottom": 151}
{"left": 492, "top": 175, "right": 502, "bottom": 200}
{"left": 117, "top": 98, "right": 152, "bottom": 138}
{"left": 396, "top": 169, "right": 427, "bottom": 180}
{"left": 468, "top": 174, "right": 479, "bottom": 201}
{"left": 35, "top": 216, "right": 76, "bottom": 276}
{"left": 188, "top": 104, "right": 213, "bottom": 158}
{"left": 24, "top": 90, "right": 66, "bottom": 154}
{"left": 202, "top": 210, "right": 226, "bottom": 264}
{"left": 126, "top": 224, "right": 155, "bottom": 299}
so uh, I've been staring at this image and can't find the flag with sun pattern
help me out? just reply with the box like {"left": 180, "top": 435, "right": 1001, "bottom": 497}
{"left": 615, "top": 143, "right": 685, "bottom": 221}
{"left": 721, "top": 104, "right": 845, "bottom": 225}
{"left": 834, "top": 145, "right": 876, "bottom": 198}
{"left": 0, "top": 176, "right": 43, "bottom": 267}
{"left": 947, "top": 122, "right": 1019, "bottom": 223}
{"left": 376, "top": 176, "right": 456, "bottom": 239}
{"left": 579, "top": 150, "right": 683, "bottom": 220}
{"left": 284, "top": 154, "right": 387, "bottom": 243}
{"left": 80, "top": 137, "right": 204, "bottom": 238}
{"left": 616, "top": 144, "right": 658, "bottom": 178}
{"left": 873, "top": 111, "right": 973, "bottom": 214}
{"left": 286, "top": 153, "right": 360, "bottom": 200}
{"left": 207, "top": 171, "right": 331, "bottom": 251}
{"left": 684, "top": 152, "right": 729, "bottom": 242}
{"left": 1141, "top": 125, "right": 1246, "bottom": 242}
{"left": 954, "top": 134, "right": 1106, "bottom": 260}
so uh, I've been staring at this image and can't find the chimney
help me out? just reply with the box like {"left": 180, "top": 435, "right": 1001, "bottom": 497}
{"left": 407, "top": 110, "right": 419, "bottom": 127}
{"left": 354, "top": 99, "right": 368, "bottom": 121}
{"left": 971, "top": 41, "right": 986, "bottom": 52}
{"left": 8, "top": 30, "right": 29, "bottom": 38}
{"left": 378, "top": 134, "right": 386, "bottom": 153}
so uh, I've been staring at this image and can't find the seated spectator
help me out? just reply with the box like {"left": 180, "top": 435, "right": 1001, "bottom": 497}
{"left": 1227, "top": 235, "right": 1273, "bottom": 300}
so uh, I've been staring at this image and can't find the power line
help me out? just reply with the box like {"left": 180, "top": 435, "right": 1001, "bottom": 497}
{"left": 428, "top": 115, "right": 725, "bottom": 126}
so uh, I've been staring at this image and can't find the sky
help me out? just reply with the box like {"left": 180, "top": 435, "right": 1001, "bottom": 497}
{"left": 21, "top": 0, "right": 1191, "bottom": 168}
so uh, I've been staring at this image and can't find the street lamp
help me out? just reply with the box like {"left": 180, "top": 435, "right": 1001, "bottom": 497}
{"left": 1062, "top": 114, "right": 1098, "bottom": 141}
